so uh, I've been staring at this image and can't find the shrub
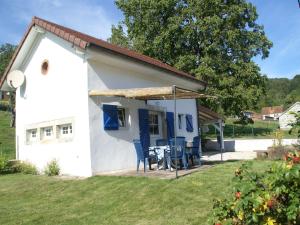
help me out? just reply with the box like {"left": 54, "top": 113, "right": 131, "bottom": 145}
{"left": 212, "top": 151, "right": 300, "bottom": 225}
{"left": 18, "top": 162, "right": 38, "bottom": 175}
{"left": 267, "top": 146, "right": 294, "bottom": 161}
{"left": 272, "top": 129, "right": 284, "bottom": 147}
{"left": 0, "top": 100, "right": 10, "bottom": 111}
{"left": 0, "top": 154, "right": 8, "bottom": 174}
{"left": 44, "top": 159, "right": 60, "bottom": 176}
{"left": 5, "top": 160, "right": 38, "bottom": 175}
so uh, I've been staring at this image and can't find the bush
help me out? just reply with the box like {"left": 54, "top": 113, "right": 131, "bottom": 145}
{"left": 212, "top": 151, "right": 300, "bottom": 225}
{"left": 44, "top": 159, "right": 60, "bottom": 176}
{"left": 0, "top": 100, "right": 10, "bottom": 111}
{"left": 17, "top": 162, "right": 38, "bottom": 175}
{"left": 267, "top": 146, "right": 293, "bottom": 161}
{"left": 0, "top": 154, "right": 8, "bottom": 174}
{"left": 5, "top": 160, "right": 38, "bottom": 175}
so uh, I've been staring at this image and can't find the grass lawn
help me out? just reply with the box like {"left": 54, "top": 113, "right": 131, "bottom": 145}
{"left": 0, "top": 160, "right": 275, "bottom": 225}
{"left": 0, "top": 111, "right": 15, "bottom": 159}
{"left": 204, "top": 118, "right": 297, "bottom": 139}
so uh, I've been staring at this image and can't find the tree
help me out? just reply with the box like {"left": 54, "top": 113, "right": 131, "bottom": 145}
{"left": 0, "top": 43, "right": 16, "bottom": 80}
{"left": 110, "top": 0, "right": 272, "bottom": 116}
{"left": 0, "top": 43, "right": 17, "bottom": 127}
{"left": 107, "top": 24, "right": 131, "bottom": 49}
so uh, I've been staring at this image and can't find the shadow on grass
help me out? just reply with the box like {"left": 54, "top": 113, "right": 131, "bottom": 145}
{"left": 201, "top": 159, "right": 240, "bottom": 166}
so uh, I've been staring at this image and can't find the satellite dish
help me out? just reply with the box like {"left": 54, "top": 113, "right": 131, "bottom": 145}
{"left": 7, "top": 70, "right": 25, "bottom": 89}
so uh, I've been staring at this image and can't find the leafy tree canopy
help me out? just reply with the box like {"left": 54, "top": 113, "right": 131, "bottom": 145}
{"left": 259, "top": 75, "right": 300, "bottom": 110}
{"left": 0, "top": 43, "right": 16, "bottom": 80}
{"left": 109, "top": 0, "right": 272, "bottom": 116}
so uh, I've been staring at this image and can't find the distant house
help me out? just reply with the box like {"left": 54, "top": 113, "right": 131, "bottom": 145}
{"left": 279, "top": 102, "right": 300, "bottom": 130}
{"left": 243, "top": 111, "right": 261, "bottom": 120}
{"left": 261, "top": 106, "right": 283, "bottom": 121}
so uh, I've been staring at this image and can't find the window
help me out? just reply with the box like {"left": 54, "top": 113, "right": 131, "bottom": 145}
{"left": 31, "top": 130, "right": 37, "bottom": 138}
{"left": 58, "top": 124, "right": 73, "bottom": 139}
{"left": 41, "top": 126, "right": 53, "bottom": 140}
{"left": 117, "top": 108, "right": 126, "bottom": 128}
{"left": 60, "top": 124, "right": 72, "bottom": 135}
{"left": 45, "top": 127, "right": 53, "bottom": 137}
{"left": 26, "top": 128, "right": 38, "bottom": 144}
{"left": 178, "top": 114, "right": 184, "bottom": 129}
{"left": 149, "top": 113, "right": 159, "bottom": 135}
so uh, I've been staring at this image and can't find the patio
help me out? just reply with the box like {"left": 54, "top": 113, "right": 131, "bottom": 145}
{"left": 101, "top": 151, "right": 256, "bottom": 179}
{"left": 90, "top": 85, "right": 225, "bottom": 178}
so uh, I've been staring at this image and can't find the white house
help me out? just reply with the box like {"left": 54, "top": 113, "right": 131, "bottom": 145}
{"left": 261, "top": 106, "right": 283, "bottom": 121}
{"left": 0, "top": 17, "right": 207, "bottom": 177}
{"left": 279, "top": 102, "right": 300, "bottom": 130}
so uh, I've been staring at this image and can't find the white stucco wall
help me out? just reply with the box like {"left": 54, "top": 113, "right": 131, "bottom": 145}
{"left": 16, "top": 32, "right": 92, "bottom": 176}
{"left": 87, "top": 59, "right": 199, "bottom": 174}
{"left": 279, "top": 102, "right": 300, "bottom": 129}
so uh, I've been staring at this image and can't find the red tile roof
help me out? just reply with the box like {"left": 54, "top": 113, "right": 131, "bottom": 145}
{"left": 0, "top": 16, "right": 206, "bottom": 89}
{"left": 261, "top": 106, "right": 284, "bottom": 115}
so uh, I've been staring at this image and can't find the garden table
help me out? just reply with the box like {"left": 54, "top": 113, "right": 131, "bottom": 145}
{"left": 149, "top": 145, "right": 170, "bottom": 170}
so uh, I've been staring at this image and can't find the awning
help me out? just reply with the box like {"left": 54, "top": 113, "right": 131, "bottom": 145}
{"left": 89, "top": 86, "right": 212, "bottom": 100}
{"left": 198, "top": 105, "right": 222, "bottom": 124}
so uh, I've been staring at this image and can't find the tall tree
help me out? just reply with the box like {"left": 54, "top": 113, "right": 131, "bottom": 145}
{"left": 109, "top": 0, "right": 272, "bottom": 116}
{"left": 0, "top": 43, "right": 16, "bottom": 80}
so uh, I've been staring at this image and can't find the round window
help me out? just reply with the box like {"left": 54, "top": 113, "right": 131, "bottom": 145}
{"left": 41, "top": 60, "right": 49, "bottom": 75}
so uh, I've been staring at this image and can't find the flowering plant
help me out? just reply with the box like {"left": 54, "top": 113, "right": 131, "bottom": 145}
{"left": 212, "top": 151, "right": 300, "bottom": 225}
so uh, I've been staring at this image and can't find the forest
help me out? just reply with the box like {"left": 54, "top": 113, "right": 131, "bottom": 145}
{"left": 259, "top": 75, "right": 300, "bottom": 109}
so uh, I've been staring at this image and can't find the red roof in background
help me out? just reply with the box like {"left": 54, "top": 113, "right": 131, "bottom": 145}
{"left": 0, "top": 16, "right": 206, "bottom": 88}
{"left": 261, "top": 106, "right": 284, "bottom": 115}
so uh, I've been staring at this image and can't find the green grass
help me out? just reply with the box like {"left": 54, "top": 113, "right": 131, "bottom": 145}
{"left": 0, "top": 160, "right": 274, "bottom": 225}
{"left": 204, "top": 118, "right": 297, "bottom": 139}
{"left": 0, "top": 111, "right": 15, "bottom": 159}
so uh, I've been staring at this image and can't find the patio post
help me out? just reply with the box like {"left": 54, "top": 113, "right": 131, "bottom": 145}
{"left": 173, "top": 85, "right": 178, "bottom": 179}
{"left": 219, "top": 119, "right": 224, "bottom": 161}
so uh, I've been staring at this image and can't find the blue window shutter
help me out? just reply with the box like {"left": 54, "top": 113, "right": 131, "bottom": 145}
{"left": 186, "top": 114, "right": 193, "bottom": 132}
{"left": 138, "top": 109, "right": 150, "bottom": 157}
{"left": 166, "top": 112, "right": 174, "bottom": 139}
{"left": 103, "top": 104, "right": 119, "bottom": 130}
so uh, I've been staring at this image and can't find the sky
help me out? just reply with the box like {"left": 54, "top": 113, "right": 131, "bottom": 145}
{"left": 0, "top": 0, "right": 300, "bottom": 79}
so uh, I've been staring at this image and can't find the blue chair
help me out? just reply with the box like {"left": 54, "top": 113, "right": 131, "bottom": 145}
{"left": 156, "top": 139, "right": 167, "bottom": 146}
{"left": 167, "top": 137, "right": 188, "bottom": 170}
{"left": 189, "top": 136, "right": 201, "bottom": 166}
{"left": 133, "top": 139, "right": 158, "bottom": 173}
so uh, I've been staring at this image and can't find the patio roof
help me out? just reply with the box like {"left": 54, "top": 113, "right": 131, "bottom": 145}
{"left": 89, "top": 86, "right": 212, "bottom": 100}
{"left": 198, "top": 105, "right": 222, "bottom": 124}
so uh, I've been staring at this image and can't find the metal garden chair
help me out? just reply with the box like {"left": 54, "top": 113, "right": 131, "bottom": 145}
{"left": 156, "top": 139, "right": 168, "bottom": 146}
{"left": 189, "top": 136, "right": 201, "bottom": 166}
{"left": 167, "top": 137, "right": 188, "bottom": 170}
{"left": 133, "top": 139, "right": 159, "bottom": 173}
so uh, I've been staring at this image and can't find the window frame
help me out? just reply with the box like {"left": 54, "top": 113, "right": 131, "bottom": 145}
{"left": 149, "top": 112, "right": 160, "bottom": 136}
{"left": 178, "top": 114, "right": 184, "bottom": 130}
{"left": 40, "top": 126, "right": 54, "bottom": 140}
{"left": 26, "top": 128, "right": 38, "bottom": 144}
{"left": 117, "top": 107, "right": 126, "bottom": 128}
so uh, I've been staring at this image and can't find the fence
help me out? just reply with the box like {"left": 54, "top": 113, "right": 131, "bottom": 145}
{"left": 203, "top": 120, "right": 287, "bottom": 139}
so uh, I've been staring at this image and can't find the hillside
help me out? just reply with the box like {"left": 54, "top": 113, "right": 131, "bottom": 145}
{"left": 260, "top": 75, "right": 300, "bottom": 109}
{"left": 0, "top": 111, "right": 15, "bottom": 159}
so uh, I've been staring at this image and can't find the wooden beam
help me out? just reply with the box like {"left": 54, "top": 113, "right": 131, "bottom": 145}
{"left": 89, "top": 86, "right": 213, "bottom": 100}
{"left": 89, "top": 86, "right": 173, "bottom": 98}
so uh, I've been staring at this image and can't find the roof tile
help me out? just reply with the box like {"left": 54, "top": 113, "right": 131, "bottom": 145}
{"left": 0, "top": 16, "right": 206, "bottom": 89}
